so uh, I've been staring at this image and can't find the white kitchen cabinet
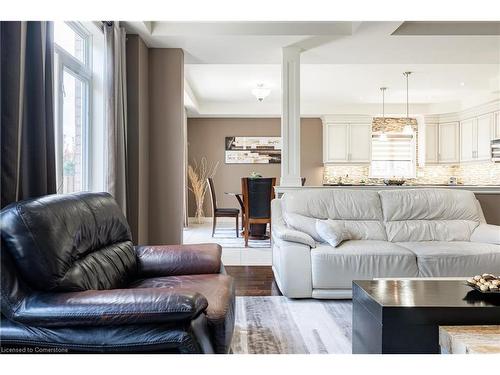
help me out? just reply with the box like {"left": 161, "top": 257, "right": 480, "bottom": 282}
{"left": 460, "top": 115, "right": 493, "bottom": 162}
{"left": 495, "top": 111, "right": 500, "bottom": 139}
{"left": 425, "top": 123, "right": 439, "bottom": 163}
{"left": 324, "top": 123, "right": 348, "bottom": 162}
{"left": 323, "top": 122, "right": 371, "bottom": 163}
{"left": 460, "top": 119, "right": 475, "bottom": 162}
{"left": 438, "top": 122, "right": 460, "bottom": 163}
{"left": 476, "top": 113, "right": 493, "bottom": 160}
{"left": 349, "top": 124, "right": 372, "bottom": 162}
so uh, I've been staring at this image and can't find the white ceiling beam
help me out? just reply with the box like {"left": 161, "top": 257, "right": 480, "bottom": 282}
{"left": 392, "top": 22, "right": 500, "bottom": 35}
{"left": 123, "top": 21, "right": 157, "bottom": 47}
{"left": 184, "top": 79, "right": 200, "bottom": 115}
{"left": 151, "top": 21, "right": 354, "bottom": 36}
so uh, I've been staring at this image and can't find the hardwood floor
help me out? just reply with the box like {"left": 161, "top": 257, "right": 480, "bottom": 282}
{"left": 226, "top": 266, "right": 282, "bottom": 296}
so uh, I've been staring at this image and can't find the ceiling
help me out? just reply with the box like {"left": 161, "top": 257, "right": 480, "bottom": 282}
{"left": 124, "top": 21, "right": 500, "bottom": 116}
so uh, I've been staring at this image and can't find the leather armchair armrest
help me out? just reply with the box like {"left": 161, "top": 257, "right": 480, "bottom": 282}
{"left": 470, "top": 224, "right": 500, "bottom": 245}
{"left": 135, "top": 244, "right": 222, "bottom": 277}
{"left": 10, "top": 288, "right": 208, "bottom": 327}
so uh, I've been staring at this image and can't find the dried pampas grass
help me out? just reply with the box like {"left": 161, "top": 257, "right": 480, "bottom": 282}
{"left": 188, "top": 157, "right": 219, "bottom": 223}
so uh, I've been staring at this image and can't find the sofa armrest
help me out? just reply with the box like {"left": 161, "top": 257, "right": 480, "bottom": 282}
{"left": 135, "top": 244, "right": 222, "bottom": 277}
{"left": 272, "top": 238, "right": 313, "bottom": 298}
{"left": 271, "top": 199, "right": 315, "bottom": 248}
{"left": 470, "top": 224, "right": 500, "bottom": 245}
{"left": 10, "top": 288, "right": 208, "bottom": 327}
{"left": 272, "top": 222, "right": 316, "bottom": 248}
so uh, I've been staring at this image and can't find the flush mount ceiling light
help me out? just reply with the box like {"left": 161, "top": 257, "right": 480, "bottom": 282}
{"left": 252, "top": 84, "right": 271, "bottom": 102}
{"left": 403, "top": 71, "right": 414, "bottom": 135}
{"left": 379, "top": 87, "right": 388, "bottom": 141}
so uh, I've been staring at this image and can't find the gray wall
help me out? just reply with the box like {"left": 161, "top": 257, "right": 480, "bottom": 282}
{"left": 126, "top": 35, "right": 149, "bottom": 244}
{"left": 476, "top": 194, "right": 500, "bottom": 225}
{"left": 148, "top": 48, "right": 185, "bottom": 244}
{"left": 187, "top": 117, "right": 323, "bottom": 217}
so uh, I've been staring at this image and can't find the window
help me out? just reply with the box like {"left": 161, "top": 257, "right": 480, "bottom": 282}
{"left": 54, "top": 22, "right": 103, "bottom": 194}
{"left": 370, "top": 134, "right": 416, "bottom": 178}
{"left": 54, "top": 22, "right": 87, "bottom": 64}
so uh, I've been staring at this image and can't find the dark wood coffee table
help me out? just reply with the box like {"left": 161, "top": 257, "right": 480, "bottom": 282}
{"left": 352, "top": 279, "right": 500, "bottom": 354}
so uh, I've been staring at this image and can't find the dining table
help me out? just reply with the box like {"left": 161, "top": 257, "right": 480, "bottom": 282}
{"left": 224, "top": 191, "right": 269, "bottom": 240}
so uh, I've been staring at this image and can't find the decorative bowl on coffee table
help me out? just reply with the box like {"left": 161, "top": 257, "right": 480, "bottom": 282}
{"left": 466, "top": 274, "right": 500, "bottom": 293}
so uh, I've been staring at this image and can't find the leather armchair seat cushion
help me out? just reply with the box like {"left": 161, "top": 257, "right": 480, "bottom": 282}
{"left": 311, "top": 240, "right": 419, "bottom": 289}
{"left": 131, "top": 273, "right": 235, "bottom": 354}
{"left": 396, "top": 241, "right": 500, "bottom": 277}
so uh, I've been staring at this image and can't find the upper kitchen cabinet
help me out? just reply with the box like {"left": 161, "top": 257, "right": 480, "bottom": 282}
{"left": 349, "top": 124, "right": 372, "bottom": 162}
{"left": 323, "top": 121, "right": 371, "bottom": 164}
{"left": 460, "top": 114, "right": 493, "bottom": 162}
{"left": 495, "top": 111, "right": 500, "bottom": 139}
{"left": 425, "top": 123, "right": 439, "bottom": 163}
{"left": 438, "top": 122, "right": 460, "bottom": 163}
{"left": 460, "top": 118, "right": 475, "bottom": 162}
{"left": 477, "top": 113, "right": 494, "bottom": 160}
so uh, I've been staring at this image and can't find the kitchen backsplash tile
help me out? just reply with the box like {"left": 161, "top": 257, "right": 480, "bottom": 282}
{"left": 324, "top": 162, "right": 500, "bottom": 185}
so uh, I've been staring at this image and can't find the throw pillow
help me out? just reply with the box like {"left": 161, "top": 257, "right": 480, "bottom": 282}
{"left": 315, "top": 219, "right": 351, "bottom": 247}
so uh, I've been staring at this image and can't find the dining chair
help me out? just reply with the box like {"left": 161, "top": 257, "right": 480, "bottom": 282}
{"left": 241, "top": 177, "right": 276, "bottom": 247}
{"left": 207, "top": 177, "right": 239, "bottom": 237}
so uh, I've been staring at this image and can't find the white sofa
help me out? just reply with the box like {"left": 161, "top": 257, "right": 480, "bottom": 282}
{"left": 271, "top": 188, "right": 500, "bottom": 299}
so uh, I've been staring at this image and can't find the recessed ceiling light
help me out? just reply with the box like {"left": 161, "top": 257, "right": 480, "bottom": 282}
{"left": 460, "top": 82, "right": 466, "bottom": 87}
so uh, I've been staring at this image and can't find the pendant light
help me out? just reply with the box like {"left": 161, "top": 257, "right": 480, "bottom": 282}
{"left": 252, "top": 83, "right": 271, "bottom": 102}
{"left": 403, "top": 72, "right": 413, "bottom": 135}
{"left": 379, "top": 87, "right": 388, "bottom": 141}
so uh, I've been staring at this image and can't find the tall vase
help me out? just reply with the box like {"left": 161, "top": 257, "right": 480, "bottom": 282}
{"left": 195, "top": 199, "right": 204, "bottom": 224}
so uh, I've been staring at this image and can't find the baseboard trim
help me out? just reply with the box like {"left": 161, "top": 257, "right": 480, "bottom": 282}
{"left": 187, "top": 217, "right": 237, "bottom": 224}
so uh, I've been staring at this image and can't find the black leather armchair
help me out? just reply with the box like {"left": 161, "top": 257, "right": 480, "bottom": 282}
{"left": 0, "top": 192, "right": 235, "bottom": 353}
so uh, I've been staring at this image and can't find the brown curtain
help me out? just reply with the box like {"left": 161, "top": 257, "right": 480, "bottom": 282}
{"left": 1, "top": 21, "right": 56, "bottom": 208}
{"left": 103, "top": 21, "right": 128, "bottom": 215}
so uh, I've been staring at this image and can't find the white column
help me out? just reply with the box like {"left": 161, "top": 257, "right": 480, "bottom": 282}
{"left": 280, "top": 46, "right": 302, "bottom": 187}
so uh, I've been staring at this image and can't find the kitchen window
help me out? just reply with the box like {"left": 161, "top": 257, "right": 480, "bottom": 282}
{"left": 370, "top": 133, "right": 416, "bottom": 178}
{"left": 54, "top": 22, "right": 105, "bottom": 194}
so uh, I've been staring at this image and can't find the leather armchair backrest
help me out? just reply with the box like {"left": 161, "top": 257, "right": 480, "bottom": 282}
{"left": 1, "top": 239, "right": 30, "bottom": 319}
{"left": 0, "top": 192, "right": 136, "bottom": 291}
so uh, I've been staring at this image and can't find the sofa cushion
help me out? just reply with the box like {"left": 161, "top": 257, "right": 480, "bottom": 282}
{"left": 470, "top": 224, "right": 500, "bottom": 245}
{"left": 379, "top": 189, "right": 480, "bottom": 242}
{"left": 283, "top": 189, "right": 383, "bottom": 220}
{"left": 379, "top": 189, "right": 480, "bottom": 221}
{"left": 316, "top": 219, "right": 351, "bottom": 247}
{"left": 385, "top": 220, "right": 478, "bottom": 242}
{"left": 0, "top": 192, "right": 136, "bottom": 291}
{"left": 311, "top": 240, "right": 418, "bottom": 289}
{"left": 396, "top": 241, "right": 500, "bottom": 277}
{"left": 284, "top": 212, "right": 387, "bottom": 242}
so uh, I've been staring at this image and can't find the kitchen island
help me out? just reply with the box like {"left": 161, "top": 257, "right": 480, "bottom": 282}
{"left": 276, "top": 184, "right": 500, "bottom": 195}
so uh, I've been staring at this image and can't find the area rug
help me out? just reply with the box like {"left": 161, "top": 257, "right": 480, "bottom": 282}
{"left": 185, "top": 224, "right": 270, "bottom": 248}
{"left": 232, "top": 296, "right": 352, "bottom": 354}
